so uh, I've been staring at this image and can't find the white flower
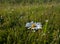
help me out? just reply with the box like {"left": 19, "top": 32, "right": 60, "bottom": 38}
{"left": 25, "top": 21, "right": 42, "bottom": 30}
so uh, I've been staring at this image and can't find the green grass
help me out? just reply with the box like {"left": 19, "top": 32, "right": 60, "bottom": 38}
{"left": 0, "top": 3, "right": 60, "bottom": 44}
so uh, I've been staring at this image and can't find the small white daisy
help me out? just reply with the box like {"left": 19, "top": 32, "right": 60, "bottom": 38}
{"left": 25, "top": 21, "right": 42, "bottom": 32}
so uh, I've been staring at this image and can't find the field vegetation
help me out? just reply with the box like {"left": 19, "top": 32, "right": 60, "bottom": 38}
{"left": 0, "top": 0, "right": 60, "bottom": 44}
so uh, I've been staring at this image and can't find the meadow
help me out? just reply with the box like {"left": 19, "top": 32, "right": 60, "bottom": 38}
{"left": 0, "top": 1, "right": 60, "bottom": 44}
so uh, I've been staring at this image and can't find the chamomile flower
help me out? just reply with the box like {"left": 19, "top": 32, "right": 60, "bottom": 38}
{"left": 25, "top": 21, "right": 42, "bottom": 31}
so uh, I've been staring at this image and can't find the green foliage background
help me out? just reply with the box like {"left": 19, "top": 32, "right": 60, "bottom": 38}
{"left": 0, "top": 0, "right": 60, "bottom": 44}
